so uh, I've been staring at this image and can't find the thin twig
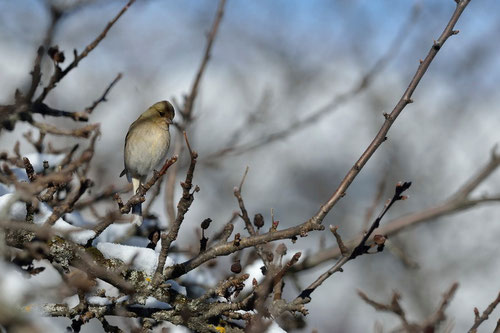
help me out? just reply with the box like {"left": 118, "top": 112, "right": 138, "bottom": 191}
{"left": 85, "top": 73, "right": 122, "bottom": 114}
{"left": 358, "top": 290, "right": 413, "bottom": 331}
{"left": 469, "top": 291, "right": 500, "bottom": 333}
{"left": 233, "top": 167, "right": 272, "bottom": 267}
{"left": 165, "top": 0, "right": 226, "bottom": 223}
{"left": 181, "top": 0, "right": 226, "bottom": 121}
{"left": 43, "top": 178, "right": 93, "bottom": 226}
{"left": 421, "top": 282, "right": 459, "bottom": 331}
{"left": 494, "top": 320, "right": 500, "bottom": 333}
{"left": 358, "top": 283, "right": 459, "bottom": 332}
{"left": 209, "top": 211, "right": 239, "bottom": 244}
{"left": 305, "top": 0, "right": 470, "bottom": 228}
{"left": 202, "top": 3, "right": 421, "bottom": 162}
{"left": 115, "top": 156, "right": 178, "bottom": 214}
{"left": 35, "top": 0, "right": 135, "bottom": 103}
{"left": 293, "top": 148, "right": 500, "bottom": 273}
{"left": 329, "top": 225, "right": 349, "bottom": 257}
{"left": 26, "top": 46, "right": 44, "bottom": 101}
{"left": 363, "top": 173, "right": 388, "bottom": 230}
{"left": 296, "top": 182, "right": 411, "bottom": 301}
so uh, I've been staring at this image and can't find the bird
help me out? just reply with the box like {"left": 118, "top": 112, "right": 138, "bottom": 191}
{"left": 120, "top": 100, "right": 175, "bottom": 225}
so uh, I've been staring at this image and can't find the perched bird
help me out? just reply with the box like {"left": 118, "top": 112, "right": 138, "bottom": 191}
{"left": 120, "top": 101, "right": 175, "bottom": 224}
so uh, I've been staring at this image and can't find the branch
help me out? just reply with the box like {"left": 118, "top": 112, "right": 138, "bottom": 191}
{"left": 421, "top": 282, "right": 459, "bottom": 330}
{"left": 22, "top": 129, "right": 45, "bottom": 153}
{"left": 35, "top": 0, "right": 135, "bottom": 103}
{"left": 359, "top": 283, "right": 458, "bottom": 332}
{"left": 153, "top": 132, "right": 198, "bottom": 285}
{"left": 3, "top": 219, "right": 134, "bottom": 294}
{"left": 329, "top": 225, "right": 349, "bottom": 257}
{"left": 85, "top": 211, "right": 127, "bottom": 247}
{"left": 209, "top": 211, "right": 238, "bottom": 245}
{"left": 32, "top": 121, "right": 99, "bottom": 138}
{"left": 143, "top": 178, "right": 162, "bottom": 217}
{"left": 165, "top": 0, "right": 226, "bottom": 223}
{"left": 6, "top": 128, "right": 99, "bottom": 205}
{"left": 2, "top": 69, "right": 122, "bottom": 131}
{"left": 43, "top": 178, "right": 93, "bottom": 226}
{"left": 178, "top": 0, "right": 471, "bottom": 287}
{"left": 233, "top": 167, "right": 272, "bottom": 267}
{"left": 293, "top": 147, "right": 500, "bottom": 273}
{"left": 31, "top": 72, "right": 122, "bottom": 121}
{"left": 31, "top": 102, "right": 89, "bottom": 121}
{"left": 85, "top": 73, "right": 122, "bottom": 114}
{"left": 115, "top": 156, "right": 178, "bottom": 214}
{"left": 163, "top": 220, "right": 324, "bottom": 279}
{"left": 165, "top": 139, "right": 183, "bottom": 224}
{"left": 181, "top": 0, "right": 226, "bottom": 121}
{"left": 358, "top": 290, "right": 414, "bottom": 331}
{"left": 469, "top": 291, "right": 500, "bottom": 333}
{"left": 75, "top": 184, "right": 130, "bottom": 210}
{"left": 349, "top": 182, "right": 411, "bottom": 260}
{"left": 26, "top": 46, "right": 44, "bottom": 101}
{"left": 296, "top": 182, "right": 411, "bottom": 301}
{"left": 305, "top": 0, "right": 470, "bottom": 228}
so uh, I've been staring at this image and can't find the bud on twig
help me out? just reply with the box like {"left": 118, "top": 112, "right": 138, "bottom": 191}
{"left": 201, "top": 218, "right": 212, "bottom": 229}
{"left": 253, "top": 213, "right": 264, "bottom": 229}
{"left": 231, "top": 260, "right": 242, "bottom": 274}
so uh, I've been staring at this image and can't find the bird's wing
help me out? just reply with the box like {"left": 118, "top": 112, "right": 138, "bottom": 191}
{"left": 121, "top": 124, "right": 135, "bottom": 179}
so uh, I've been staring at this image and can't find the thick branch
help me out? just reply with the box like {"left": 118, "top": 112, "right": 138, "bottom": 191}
{"left": 307, "top": 0, "right": 471, "bottom": 227}
{"left": 153, "top": 133, "right": 197, "bottom": 285}
{"left": 164, "top": 221, "right": 324, "bottom": 279}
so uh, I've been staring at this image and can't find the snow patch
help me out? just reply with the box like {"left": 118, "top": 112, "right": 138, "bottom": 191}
{"left": 96, "top": 242, "right": 173, "bottom": 275}
{"left": 130, "top": 296, "right": 171, "bottom": 309}
{"left": 87, "top": 296, "right": 112, "bottom": 306}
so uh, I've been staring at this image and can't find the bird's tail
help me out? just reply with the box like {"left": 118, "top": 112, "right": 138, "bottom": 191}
{"left": 132, "top": 203, "right": 142, "bottom": 216}
{"left": 131, "top": 203, "right": 143, "bottom": 226}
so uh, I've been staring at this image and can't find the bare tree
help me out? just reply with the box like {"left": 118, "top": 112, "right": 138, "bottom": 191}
{"left": 0, "top": 0, "right": 499, "bottom": 332}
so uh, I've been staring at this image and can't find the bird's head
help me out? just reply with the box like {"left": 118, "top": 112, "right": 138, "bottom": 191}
{"left": 142, "top": 100, "right": 175, "bottom": 125}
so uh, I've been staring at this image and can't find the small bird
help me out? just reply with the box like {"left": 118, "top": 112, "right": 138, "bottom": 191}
{"left": 120, "top": 101, "right": 175, "bottom": 224}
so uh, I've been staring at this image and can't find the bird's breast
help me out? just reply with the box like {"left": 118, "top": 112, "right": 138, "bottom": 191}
{"left": 124, "top": 122, "right": 170, "bottom": 178}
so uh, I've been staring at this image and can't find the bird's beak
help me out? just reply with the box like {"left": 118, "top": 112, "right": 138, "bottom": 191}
{"left": 166, "top": 118, "right": 173, "bottom": 125}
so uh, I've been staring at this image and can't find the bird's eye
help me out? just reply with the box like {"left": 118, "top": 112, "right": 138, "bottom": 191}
{"left": 158, "top": 110, "right": 165, "bottom": 116}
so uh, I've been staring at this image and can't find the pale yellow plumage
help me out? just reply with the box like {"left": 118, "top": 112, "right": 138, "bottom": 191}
{"left": 120, "top": 101, "right": 175, "bottom": 224}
